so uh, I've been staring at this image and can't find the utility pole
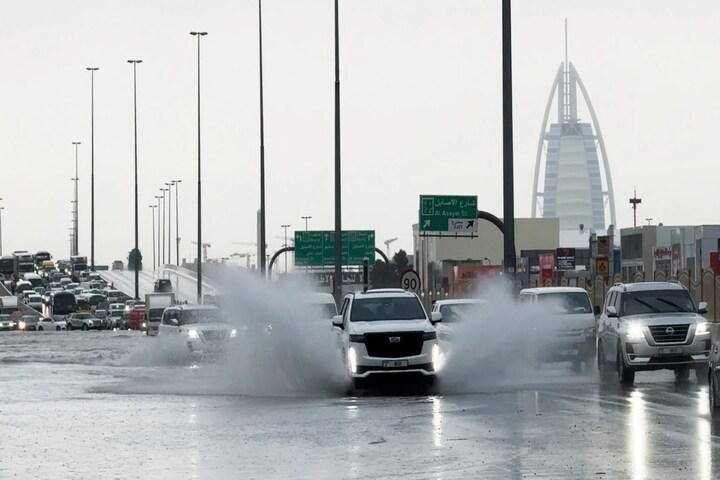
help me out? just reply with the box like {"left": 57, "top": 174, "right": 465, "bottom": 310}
{"left": 629, "top": 188, "right": 642, "bottom": 228}
{"left": 502, "top": 0, "right": 517, "bottom": 284}
{"left": 281, "top": 224, "right": 291, "bottom": 274}
{"left": 86, "top": 66, "right": 99, "bottom": 270}
{"left": 72, "top": 141, "right": 81, "bottom": 256}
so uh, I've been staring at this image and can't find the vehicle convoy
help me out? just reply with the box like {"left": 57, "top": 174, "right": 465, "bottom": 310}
{"left": 519, "top": 287, "right": 598, "bottom": 369}
{"left": 157, "top": 304, "right": 236, "bottom": 362}
{"left": 597, "top": 282, "right": 710, "bottom": 386}
{"left": 332, "top": 289, "right": 442, "bottom": 389}
{"left": 145, "top": 293, "right": 176, "bottom": 335}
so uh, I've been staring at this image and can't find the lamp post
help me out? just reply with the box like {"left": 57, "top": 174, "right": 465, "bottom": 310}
{"left": 172, "top": 179, "right": 182, "bottom": 265}
{"left": 502, "top": 0, "right": 516, "bottom": 283}
{"left": 160, "top": 187, "right": 168, "bottom": 266}
{"left": 149, "top": 205, "right": 157, "bottom": 270}
{"left": 86, "top": 66, "right": 99, "bottom": 270}
{"left": 281, "top": 224, "right": 291, "bottom": 274}
{"left": 301, "top": 216, "right": 311, "bottom": 231}
{"left": 72, "top": 141, "right": 81, "bottom": 256}
{"left": 257, "top": 0, "right": 267, "bottom": 278}
{"left": 128, "top": 59, "right": 142, "bottom": 300}
{"left": 165, "top": 181, "right": 173, "bottom": 265}
{"left": 333, "top": 0, "right": 342, "bottom": 303}
{"left": 0, "top": 203, "right": 4, "bottom": 256}
{"left": 190, "top": 30, "right": 207, "bottom": 303}
{"left": 155, "top": 194, "right": 162, "bottom": 269}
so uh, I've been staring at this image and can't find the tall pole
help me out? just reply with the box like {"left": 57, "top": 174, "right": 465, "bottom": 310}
{"left": 72, "top": 141, "right": 81, "bottom": 256}
{"left": 173, "top": 179, "right": 182, "bottom": 266}
{"left": 190, "top": 31, "right": 207, "bottom": 303}
{"left": 155, "top": 195, "right": 162, "bottom": 270}
{"left": 128, "top": 59, "right": 142, "bottom": 300}
{"left": 258, "top": 0, "right": 267, "bottom": 278}
{"left": 502, "top": 0, "right": 516, "bottom": 284}
{"left": 0, "top": 203, "right": 4, "bottom": 256}
{"left": 165, "top": 181, "right": 173, "bottom": 265}
{"left": 301, "top": 216, "right": 311, "bottom": 231}
{"left": 161, "top": 187, "right": 168, "bottom": 265}
{"left": 333, "top": 0, "right": 342, "bottom": 303}
{"left": 281, "top": 224, "right": 291, "bottom": 273}
{"left": 149, "top": 205, "right": 157, "bottom": 270}
{"left": 86, "top": 67, "right": 99, "bottom": 271}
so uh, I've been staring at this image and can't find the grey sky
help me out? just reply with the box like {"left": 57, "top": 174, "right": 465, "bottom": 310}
{"left": 1, "top": 1, "right": 718, "bottom": 267}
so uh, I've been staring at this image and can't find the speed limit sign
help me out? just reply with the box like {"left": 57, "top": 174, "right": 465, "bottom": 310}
{"left": 400, "top": 269, "right": 421, "bottom": 291}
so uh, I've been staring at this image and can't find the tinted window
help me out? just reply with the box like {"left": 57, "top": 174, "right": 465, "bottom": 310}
{"left": 620, "top": 290, "right": 695, "bottom": 315}
{"left": 350, "top": 297, "right": 426, "bottom": 322}
{"left": 178, "top": 309, "right": 223, "bottom": 325}
{"left": 438, "top": 303, "right": 481, "bottom": 323}
{"left": 537, "top": 292, "right": 592, "bottom": 314}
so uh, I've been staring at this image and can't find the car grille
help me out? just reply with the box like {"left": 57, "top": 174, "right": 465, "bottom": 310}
{"left": 364, "top": 332, "right": 424, "bottom": 358}
{"left": 648, "top": 324, "right": 689, "bottom": 344}
{"left": 202, "top": 330, "right": 228, "bottom": 342}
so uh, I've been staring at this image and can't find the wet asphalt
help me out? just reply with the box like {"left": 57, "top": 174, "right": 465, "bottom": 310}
{"left": 1, "top": 331, "right": 718, "bottom": 480}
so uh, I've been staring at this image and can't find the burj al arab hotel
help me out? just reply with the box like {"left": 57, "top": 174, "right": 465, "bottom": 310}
{"left": 531, "top": 34, "right": 616, "bottom": 246}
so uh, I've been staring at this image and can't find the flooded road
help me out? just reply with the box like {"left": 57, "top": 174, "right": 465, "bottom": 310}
{"left": 2, "top": 331, "right": 719, "bottom": 479}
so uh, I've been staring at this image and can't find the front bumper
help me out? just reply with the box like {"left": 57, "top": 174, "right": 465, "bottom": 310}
{"left": 348, "top": 342, "right": 437, "bottom": 378}
{"left": 540, "top": 335, "right": 595, "bottom": 362}
{"left": 623, "top": 335, "right": 711, "bottom": 369}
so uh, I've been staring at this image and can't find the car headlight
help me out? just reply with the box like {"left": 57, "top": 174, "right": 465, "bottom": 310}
{"left": 141, "top": 322, "right": 147, "bottom": 328}
{"left": 188, "top": 329, "right": 200, "bottom": 339}
{"left": 347, "top": 346, "right": 358, "bottom": 374}
{"left": 19, "top": 321, "right": 26, "bottom": 330}
{"left": 88, "top": 320, "right": 94, "bottom": 325}
{"left": 432, "top": 343, "right": 443, "bottom": 372}
{"left": 626, "top": 323, "right": 644, "bottom": 340}
{"left": 696, "top": 322, "right": 710, "bottom": 335}
{"left": 230, "top": 329, "right": 237, "bottom": 338}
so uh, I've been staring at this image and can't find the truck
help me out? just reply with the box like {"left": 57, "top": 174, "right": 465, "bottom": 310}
{"left": 13, "top": 252, "right": 35, "bottom": 276}
{"left": 145, "top": 292, "right": 177, "bottom": 336}
{"left": 0, "top": 256, "right": 15, "bottom": 281}
{"left": 0, "top": 296, "right": 20, "bottom": 315}
{"left": 70, "top": 255, "right": 88, "bottom": 278}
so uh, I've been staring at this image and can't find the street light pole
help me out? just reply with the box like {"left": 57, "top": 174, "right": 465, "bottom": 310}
{"left": 128, "top": 59, "right": 142, "bottom": 300}
{"left": 281, "top": 224, "right": 291, "bottom": 274}
{"left": 0, "top": 203, "right": 4, "bottom": 256}
{"left": 165, "top": 181, "right": 173, "bottom": 266}
{"left": 149, "top": 205, "right": 157, "bottom": 270}
{"left": 155, "top": 195, "right": 162, "bottom": 270}
{"left": 72, "top": 141, "right": 81, "bottom": 256}
{"left": 173, "top": 179, "right": 182, "bottom": 266}
{"left": 86, "top": 66, "right": 99, "bottom": 270}
{"left": 301, "top": 216, "right": 311, "bottom": 231}
{"left": 160, "top": 187, "right": 168, "bottom": 266}
{"left": 258, "top": 0, "right": 267, "bottom": 278}
{"left": 333, "top": 0, "right": 343, "bottom": 303}
{"left": 190, "top": 31, "right": 207, "bottom": 303}
{"left": 501, "top": 0, "right": 516, "bottom": 284}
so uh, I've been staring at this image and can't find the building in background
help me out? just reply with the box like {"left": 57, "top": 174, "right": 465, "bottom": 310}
{"left": 531, "top": 33, "right": 616, "bottom": 247}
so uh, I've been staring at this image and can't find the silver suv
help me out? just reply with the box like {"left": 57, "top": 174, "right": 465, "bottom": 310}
{"left": 597, "top": 282, "right": 709, "bottom": 385}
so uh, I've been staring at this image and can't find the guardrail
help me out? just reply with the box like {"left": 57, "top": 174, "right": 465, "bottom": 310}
{"left": 160, "top": 264, "right": 221, "bottom": 292}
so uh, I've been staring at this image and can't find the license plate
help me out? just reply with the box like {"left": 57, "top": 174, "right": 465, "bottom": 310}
{"left": 382, "top": 360, "right": 408, "bottom": 368}
{"left": 559, "top": 349, "right": 579, "bottom": 356}
{"left": 659, "top": 347, "right": 682, "bottom": 355}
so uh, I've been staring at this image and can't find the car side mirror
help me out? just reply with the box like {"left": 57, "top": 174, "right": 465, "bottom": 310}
{"left": 594, "top": 305, "right": 601, "bottom": 316}
{"left": 332, "top": 315, "right": 344, "bottom": 328}
{"left": 606, "top": 305, "right": 618, "bottom": 318}
{"left": 698, "top": 302, "right": 708, "bottom": 314}
{"left": 430, "top": 311, "right": 442, "bottom": 324}
{"left": 170, "top": 318, "right": 179, "bottom": 326}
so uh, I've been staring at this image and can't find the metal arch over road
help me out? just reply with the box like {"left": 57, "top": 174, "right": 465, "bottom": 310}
{"left": 268, "top": 247, "right": 390, "bottom": 280}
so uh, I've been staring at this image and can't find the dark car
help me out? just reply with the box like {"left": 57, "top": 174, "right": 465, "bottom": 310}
{"left": 112, "top": 260, "right": 124, "bottom": 271}
{"left": 154, "top": 279, "right": 172, "bottom": 293}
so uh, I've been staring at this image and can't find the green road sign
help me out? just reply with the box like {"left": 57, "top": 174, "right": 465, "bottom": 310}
{"left": 295, "top": 230, "right": 375, "bottom": 267}
{"left": 419, "top": 195, "right": 478, "bottom": 232}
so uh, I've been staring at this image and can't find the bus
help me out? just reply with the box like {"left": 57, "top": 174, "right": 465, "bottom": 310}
{"left": 70, "top": 255, "right": 88, "bottom": 276}
{"left": 0, "top": 256, "right": 14, "bottom": 280}
{"left": 34, "top": 251, "right": 52, "bottom": 268}
{"left": 13, "top": 252, "right": 35, "bottom": 276}
{"left": 42, "top": 291, "right": 77, "bottom": 320}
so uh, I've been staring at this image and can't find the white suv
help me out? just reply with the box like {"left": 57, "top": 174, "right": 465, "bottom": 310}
{"left": 157, "top": 305, "right": 237, "bottom": 362}
{"left": 332, "top": 289, "right": 442, "bottom": 389}
{"left": 597, "top": 282, "right": 710, "bottom": 385}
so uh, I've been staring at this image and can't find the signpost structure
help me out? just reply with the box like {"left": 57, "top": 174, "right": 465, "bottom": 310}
{"left": 295, "top": 230, "right": 375, "bottom": 267}
{"left": 419, "top": 195, "right": 478, "bottom": 234}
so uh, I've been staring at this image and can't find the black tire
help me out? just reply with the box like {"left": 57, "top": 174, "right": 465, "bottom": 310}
{"left": 38, "top": 327, "right": 43, "bottom": 331}
{"left": 56, "top": 326, "right": 61, "bottom": 331}
{"left": 82, "top": 324, "right": 88, "bottom": 331}
{"left": 675, "top": 367, "right": 690, "bottom": 382}
{"left": 353, "top": 378, "right": 368, "bottom": 390}
{"left": 617, "top": 344, "right": 635, "bottom": 386}
{"left": 710, "top": 371, "right": 720, "bottom": 417}
{"left": 67, "top": 323, "right": 72, "bottom": 331}
{"left": 696, "top": 366, "right": 708, "bottom": 384}
{"left": 598, "top": 342, "right": 614, "bottom": 383}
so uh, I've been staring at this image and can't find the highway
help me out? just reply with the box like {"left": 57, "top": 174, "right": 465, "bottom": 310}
{"left": 99, "top": 267, "right": 220, "bottom": 303}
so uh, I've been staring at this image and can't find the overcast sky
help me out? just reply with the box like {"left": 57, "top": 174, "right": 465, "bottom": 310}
{"left": 1, "top": 0, "right": 718, "bottom": 268}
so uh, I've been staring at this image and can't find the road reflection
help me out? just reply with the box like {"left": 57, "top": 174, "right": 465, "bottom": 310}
{"left": 696, "top": 387, "right": 712, "bottom": 480}
{"left": 627, "top": 390, "right": 647, "bottom": 480}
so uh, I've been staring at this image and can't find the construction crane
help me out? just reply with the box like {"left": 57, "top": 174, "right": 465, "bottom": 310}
{"left": 190, "top": 241, "right": 211, "bottom": 262}
{"left": 384, "top": 237, "right": 398, "bottom": 257}
{"left": 229, "top": 252, "right": 254, "bottom": 269}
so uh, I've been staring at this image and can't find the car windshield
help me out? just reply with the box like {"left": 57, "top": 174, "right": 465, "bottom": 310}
{"left": 620, "top": 290, "right": 695, "bottom": 315}
{"left": 307, "top": 303, "right": 337, "bottom": 320}
{"left": 178, "top": 309, "right": 224, "bottom": 325}
{"left": 536, "top": 292, "right": 593, "bottom": 314}
{"left": 350, "top": 296, "right": 426, "bottom": 322}
{"left": 438, "top": 302, "right": 482, "bottom": 323}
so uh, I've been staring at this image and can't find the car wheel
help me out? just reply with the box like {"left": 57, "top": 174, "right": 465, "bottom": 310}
{"left": 38, "top": 327, "right": 43, "bottom": 331}
{"left": 56, "top": 326, "right": 61, "bottom": 331}
{"left": 67, "top": 323, "right": 72, "bottom": 331}
{"left": 675, "top": 367, "right": 690, "bottom": 382}
{"left": 617, "top": 344, "right": 635, "bottom": 386}
{"left": 598, "top": 342, "right": 613, "bottom": 383}
{"left": 696, "top": 366, "right": 708, "bottom": 384}
{"left": 82, "top": 324, "right": 88, "bottom": 331}
{"left": 710, "top": 371, "right": 720, "bottom": 416}
{"left": 353, "top": 378, "right": 368, "bottom": 391}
